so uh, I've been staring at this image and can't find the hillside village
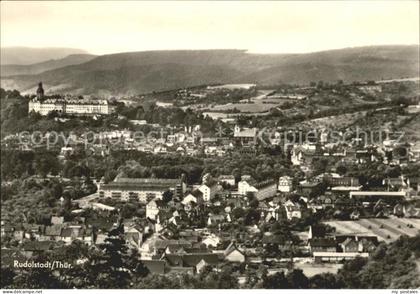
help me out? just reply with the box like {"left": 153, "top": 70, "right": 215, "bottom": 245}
{"left": 1, "top": 77, "right": 420, "bottom": 288}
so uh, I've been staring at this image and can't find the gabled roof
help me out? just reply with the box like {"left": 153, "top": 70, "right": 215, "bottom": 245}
{"left": 141, "top": 260, "right": 165, "bottom": 274}
{"left": 163, "top": 253, "right": 219, "bottom": 267}
{"left": 22, "top": 223, "right": 44, "bottom": 232}
{"left": 209, "top": 214, "right": 225, "bottom": 222}
{"left": 234, "top": 128, "right": 257, "bottom": 138}
{"left": 23, "top": 241, "right": 55, "bottom": 251}
{"left": 341, "top": 237, "right": 358, "bottom": 247}
{"left": 309, "top": 238, "right": 337, "bottom": 248}
{"left": 258, "top": 202, "right": 269, "bottom": 209}
{"left": 60, "top": 228, "right": 74, "bottom": 238}
{"left": 254, "top": 180, "right": 276, "bottom": 190}
{"left": 224, "top": 242, "right": 245, "bottom": 257}
{"left": 152, "top": 239, "right": 192, "bottom": 250}
{"left": 261, "top": 234, "right": 289, "bottom": 245}
{"left": 45, "top": 225, "right": 63, "bottom": 236}
{"left": 219, "top": 175, "right": 235, "bottom": 180}
{"left": 359, "top": 236, "right": 379, "bottom": 246}
{"left": 191, "top": 189, "right": 204, "bottom": 198}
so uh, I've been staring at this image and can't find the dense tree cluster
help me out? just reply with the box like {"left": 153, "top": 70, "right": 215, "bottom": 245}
{"left": 3, "top": 234, "right": 418, "bottom": 289}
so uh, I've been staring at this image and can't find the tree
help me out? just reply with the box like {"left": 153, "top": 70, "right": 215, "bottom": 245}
{"left": 81, "top": 224, "right": 131, "bottom": 288}
{"left": 336, "top": 165, "right": 347, "bottom": 176}
{"left": 317, "top": 81, "right": 324, "bottom": 89}
{"left": 286, "top": 269, "right": 309, "bottom": 288}
{"left": 232, "top": 207, "right": 245, "bottom": 220}
{"left": 162, "top": 190, "right": 173, "bottom": 203}
{"left": 337, "top": 256, "right": 367, "bottom": 288}
{"left": 0, "top": 267, "right": 16, "bottom": 288}
{"left": 309, "top": 273, "right": 342, "bottom": 288}
{"left": 263, "top": 271, "right": 289, "bottom": 288}
{"left": 12, "top": 265, "right": 65, "bottom": 289}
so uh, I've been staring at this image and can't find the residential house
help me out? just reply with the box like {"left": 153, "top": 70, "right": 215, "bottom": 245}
{"left": 278, "top": 176, "right": 293, "bottom": 193}
{"left": 146, "top": 200, "right": 160, "bottom": 220}
{"left": 202, "top": 234, "right": 221, "bottom": 248}
{"left": 341, "top": 238, "right": 359, "bottom": 253}
{"left": 284, "top": 200, "right": 302, "bottom": 220}
{"left": 141, "top": 260, "right": 166, "bottom": 274}
{"left": 0, "top": 224, "right": 14, "bottom": 238}
{"left": 51, "top": 216, "right": 64, "bottom": 225}
{"left": 23, "top": 224, "right": 44, "bottom": 240}
{"left": 182, "top": 190, "right": 204, "bottom": 206}
{"left": 233, "top": 125, "right": 257, "bottom": 146}
{"left": 393, "top": 203, "right": 420, "bottom": 218}
{"left": 198, "top": 184, "right": 218, "bottom": 202}
{"left": 324, "top": 176, "right": 360, "bottom": 187}
{"left": 218, "top": 175, "right": 236, "bottom": 187}
{"left": 238, "top": 178, "right": 277, "bottom": 201}
{"left": 207, "top": 214, "right": 225, "bottom": 226}
{"left": 291, "top": 144, "right": 322, "bottom": 166}
{"left": 299, "top": 181, "right": 322, "bottom": 196}
{"left": 125, "top": 226, "right": 143, "bottom": 249}
{"left": 141, "top": 237, "right": 193, "bottom": 260}
{"left": 224, "top": 242, "right": 246, "bottom": 263}
{"left": 43, "top": 225, "right": 63, "bottom": 241}
{"left": 22, "top": 240, "right": 55, "bottom": 258}
{"left": 308, "top": 238, "right": 337, "bottom": 253}
{"left": 161, "top": 253, "right": 219, "bottom": 273}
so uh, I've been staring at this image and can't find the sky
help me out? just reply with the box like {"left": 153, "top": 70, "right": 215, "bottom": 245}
{"left": 1, "top": 1, "right": 419, "bottom": 55}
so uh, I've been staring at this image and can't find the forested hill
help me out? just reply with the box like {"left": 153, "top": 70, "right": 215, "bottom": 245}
{"left": 2, "top": 45, "right": 418, "bottom": 97}
{"left": 334, "top": 234, "right": 420, "bottom": 288}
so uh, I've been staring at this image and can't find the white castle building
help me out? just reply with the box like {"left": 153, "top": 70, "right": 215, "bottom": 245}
{"left": 28, "top": 82, "right": 115, "bottom": 116}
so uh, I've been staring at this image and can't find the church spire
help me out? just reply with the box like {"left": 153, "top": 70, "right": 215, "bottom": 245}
{"left": 36, "top": 82, "right": 44, "bottom": 99}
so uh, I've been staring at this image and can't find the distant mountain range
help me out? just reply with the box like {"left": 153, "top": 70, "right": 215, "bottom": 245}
{"left": 1, "top": 47, "right": 89, "bottom": 65}
{"left": 1, "top": 54, "right": 96, "bottom": 76}
{"left": 1, "top": 45, "right": 418, "bottom": 97}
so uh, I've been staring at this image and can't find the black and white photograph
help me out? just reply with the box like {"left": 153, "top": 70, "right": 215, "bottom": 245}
{"left": 0, "top": 1, "right": 419, "bottom": 292}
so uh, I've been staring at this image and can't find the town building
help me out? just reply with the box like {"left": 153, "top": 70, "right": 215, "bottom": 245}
{"left": 146, "top": 200, "right": 160, "bottom": 220}
{"left": 238, "top": 178, "right": 277, "bottom": 201}
{"left": 198, "top": 184, "right": 218, "bottom": 202}
{"left": 182, "top": 190, "right": 204, "bottom": 206}
{"left": 278, "top": 176, "right": 293, "bottom": 192}
{"left": 99, "top": 177, "right": 186, "bottom": 202}
{"left": 224, "top": 242, "right": 246, "bottom": 263}
{"left": 284, "top": 200, "right": 302, "bottom": 220}
{"left": 218, "top": 175, "right": 236, "bottom": 187}
{"left": 349, "top": 191, "right": 406, "bottom": 203}
{"left": 28, "top": 82, "right": 115, "bottom": 116}
{"left": 233, "top": 125, "right": 257, "bottom": 146}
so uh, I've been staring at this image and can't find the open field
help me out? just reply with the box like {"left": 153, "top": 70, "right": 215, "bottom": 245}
{"left": 294, "top": 263, "right": 343, "bottom": 277}
{"left": 206, "top": 90, "right": 287, "bottom": 113}
{"left": 295, "top": 110, "right": 368, "bottom": 129}
{"left": 209, "top": 102, "right": 280, "bottom": 113}
{"left": 324, "top": 218, "right": 420, "bottom": 243}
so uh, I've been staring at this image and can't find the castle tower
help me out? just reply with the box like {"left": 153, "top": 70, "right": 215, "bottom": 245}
{"left": 36, "top": 82, "right": 44, "bottom": 99}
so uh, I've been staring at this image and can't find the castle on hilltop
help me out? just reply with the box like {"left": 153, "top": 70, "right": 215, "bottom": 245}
{"left": 29, "top": 82, "right": 115, "bottom": 116}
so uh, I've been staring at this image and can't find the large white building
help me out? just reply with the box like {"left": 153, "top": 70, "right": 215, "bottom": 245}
{"left": 198, "top": 183, "right": 218, "bottom": 202}
{"left": 28, "top": 82, "right": 115, "bottom": 116}
{"left": 98, "top": 177, "right": 186, "bottom": 202}
{"left": 238, "top": 178, "right": 277, "bottom": 201}
{"left": 278, "top": 176, "right": 293, "bottom": 192}
{"left": 29, "top": 98, "right": 114, "bottom": 116}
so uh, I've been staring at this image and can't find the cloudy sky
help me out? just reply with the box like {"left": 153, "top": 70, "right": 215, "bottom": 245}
{"left": 1, "top": 1, "right": 419, "bottom": 55}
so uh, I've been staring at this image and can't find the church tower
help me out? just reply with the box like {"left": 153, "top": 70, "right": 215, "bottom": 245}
{"left": 36, "top": 82, "right": 44, "bottom": 100}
